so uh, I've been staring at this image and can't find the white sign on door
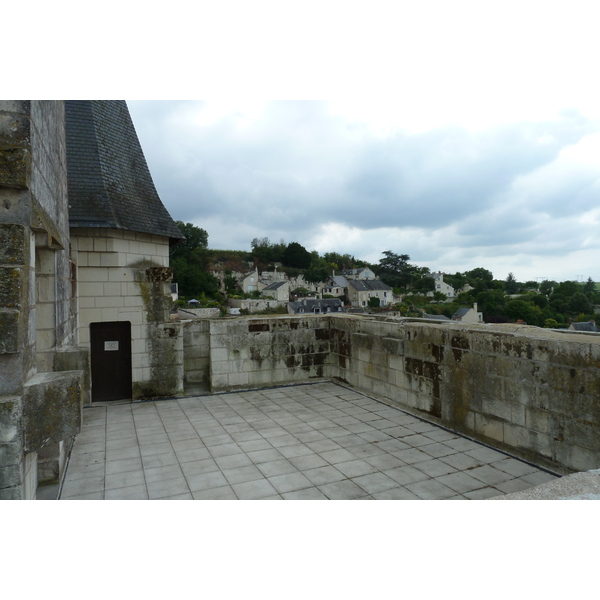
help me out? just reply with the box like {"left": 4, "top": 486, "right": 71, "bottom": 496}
{"left": 104, "top": 341, "right": 119, "bottom": 351}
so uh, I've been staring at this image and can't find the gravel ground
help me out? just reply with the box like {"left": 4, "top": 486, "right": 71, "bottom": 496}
{"left": 491, "top": 468, "right": 600, "bottom": 500}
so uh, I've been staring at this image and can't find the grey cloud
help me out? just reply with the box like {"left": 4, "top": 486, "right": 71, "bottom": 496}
{"left": 128, "top": 101, "right": 600, "bottom": 268}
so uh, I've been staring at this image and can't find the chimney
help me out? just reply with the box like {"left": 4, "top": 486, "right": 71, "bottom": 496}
{"left": 473, "top": 302, "right": 478, "bottom": 312}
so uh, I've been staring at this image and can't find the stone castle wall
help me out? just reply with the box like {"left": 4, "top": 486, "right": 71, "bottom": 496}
{"left": 184, "top": 315, "right": 600, "bottom": 473}
{"left": 1, "top": 101, "right": 87, "bottom": 499}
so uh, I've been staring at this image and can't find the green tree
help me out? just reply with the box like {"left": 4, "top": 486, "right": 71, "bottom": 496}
{"left": 504, "top": 272, "right": 519, "bottom": 294}
{"left": 377, "top": 250, "right": 417, "bottom": 288}
{"left": 173, "top": 221, "right": 208, "bottom": 259}
{"left": 584, "top": 277, "right": 596, "bottom": 294}
{"left": 368, "top": 297, "right": 381, "bottom": 308}
{"left": 568, "top": 292, "right": 592, "bottom": 315}
{"left": 282, "top": 242, "right": 312, "bottom": 269}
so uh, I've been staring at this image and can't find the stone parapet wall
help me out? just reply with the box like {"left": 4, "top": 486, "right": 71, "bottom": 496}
{"left": 330, "top": 316, "right": 600, "bottom": 473}
{"left": 183, "top": 314, "right": 600, "bottom": 473}
{"left": 208, "top": 316, "right": 333, "bottom": 391}
{"left": 182, "top": 320, "right": 210, "bottom": 387}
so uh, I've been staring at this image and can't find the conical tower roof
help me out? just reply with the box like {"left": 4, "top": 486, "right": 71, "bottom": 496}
{"left": 65, "top": 100, "right": 183, "bottom": 240}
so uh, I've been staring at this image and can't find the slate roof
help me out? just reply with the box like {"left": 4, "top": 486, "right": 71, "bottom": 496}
{"left": 348, "top": 279, "right": 392, "bottom": 292}
{"left": 452, "top": 307, "right": 471, "bottom": 319}
{"left": 65, "top": 101, "right": 183, "bottom": 240}
{"left": 570, "top": 321, "right": 599, "bottom": 332}
{"left": 423, "top": 313, "right": 451, "bottom": 320}
{"left": 289, "top": 298, "right": 343, "bottom": 314}
{"left": 262, "top": 281, "right": 287, "bottom": 291}
{"left": 327, "top": 276, "right": 349, "bottom": 287}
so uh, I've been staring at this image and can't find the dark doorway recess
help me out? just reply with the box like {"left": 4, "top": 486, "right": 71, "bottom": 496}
{"left": 90, "top": 321, "right": 132, "bottom": 402}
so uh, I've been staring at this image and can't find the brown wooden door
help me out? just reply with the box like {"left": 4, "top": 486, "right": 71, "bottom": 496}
{"left": 90, "top": 321, "right": 132, "bottom": 402}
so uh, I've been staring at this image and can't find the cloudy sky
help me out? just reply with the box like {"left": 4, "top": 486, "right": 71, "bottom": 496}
{"left": 122, "top": 2, "right": 600, "bottom": 284}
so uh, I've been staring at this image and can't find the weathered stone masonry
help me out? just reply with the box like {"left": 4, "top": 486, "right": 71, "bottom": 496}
{"left": 187, "top": 314, "right": 600, "bottom": 474}
{"left": 1, "top": 101, "right": 88, "bottom": 499}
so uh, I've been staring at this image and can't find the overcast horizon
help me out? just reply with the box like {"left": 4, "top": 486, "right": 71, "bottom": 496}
{"left": 128, "top": 98, "right": 600, "bottom": 284}
{"left": 121, "top": 4, "right": 600, "bottom": 285}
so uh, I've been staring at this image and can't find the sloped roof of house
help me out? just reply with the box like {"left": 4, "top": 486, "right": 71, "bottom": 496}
{"left": 348, "top": 279, "right": 392, "bottom": 292}
{"left": 289, "top": 298, "right": 343, "bottom": 313}
{"left": 262, "top": 281, "right": 287, "bottom": 291}
{"left": 328, "top": 276, "right": 349, "bottom": 287}
{"left": 65, "top": 101, "right": 183, "bottom": 240}
{"left": 570, "top": 321, "right": 599, "bottom": 332}
{"left": 423, "top": 313, "right": 451, "bottom": 320}
{"left": 452, "top": 307, "right": 472, "bottom": 319}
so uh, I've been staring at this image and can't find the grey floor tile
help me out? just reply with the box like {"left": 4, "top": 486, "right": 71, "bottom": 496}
{"left": 139, "top": 442, "right": 172, "bottom": 458}
{"left": 318, "top": 480, "right": 370, "bottom": 500}
{"left": 364, "top": 453, "right": 407, "bottom": 471}
{"left": 405, "top": 478, "right": 456, "bottom": 500}
{"left": 385, "top": 465, "right": 429, "bottom": 486}
{"left": 464, "top": 487, "right": 504, "bottom": 500}
{"left": 257, "top": 459, "right": 298, "bottom": 478}
{"left": 320, "top": 448, "right": 356, "bottom": 465}
{"left": 444, "top": 437, "right": 479, "bottom": 452}
{"left": 106, "top": 437, "right": 140, "bottom": 452}
{"left": 105, "top": 470, "right": 145, "bottom": 490}
{"left": 186, "top": 470, "right": 228, "bottom": 492}
{"left": 61, "top": 491, "right": 105, "bottom": 500}
{"left": 435, "top": 471, "right": 486, "bottom": 494}
{"left": 176, "top": 447, "right": 212, "bottom": 463}
{"left": 73, "top": 441, "right": 105, "bottom": 454}
{"left": 412, "top": 459, "right": 457, "bottom": 478}
{"left": 335, "top": 459, "right": 378, "bottom": 478}
{"left": 142, "top": 452, "right": 179, "bottom": 469}
{"left": 370, "top": 488, "right": 420, "bottom": 500}
{"left": 394, "top": 448, "right": 431, "bottom": 465}
{"left": 222, "top": 464, "right": 264, "bottom": 485}
{"left": 237, "top": 438, "right": 273, "bottom": 453}
{"left": 418, "top": 442, "right": 458, "bottom": 459}
{"left": 494, "top": 477, "right": 539, "bottom": 495}
{"left": 282, "top": 487, "right": 329, "bottom": 500}
{"left": 144, "top": 464, "right": 183, "bottom": 484}
{"left": 232, "top": 479, "right": 278, "bottom": 500}
{"left": 465, "top": 446, "right": 507, "bottom": 463}
{"left": 352, "top": 472, "right": 398, "bottom": 495}
{"left": 147, "top": 477, "right": 191, "bottom": 499}
{"left": 491, "top": 457, "right": 540, "bottom": 478}
{"left": 61, "top": 475, "right": 105, "bottom": 497}
{"left": 303, "top": 465, "right": 346, "bottom": 486}
{"left": 180, "top": 458, "right": 220, "bottom": 477}
{"left": 214, "top": 453, "right": 253, "bottom": 470}
{"left": 468, "top": 465, "right": 515, "bottom": 486}
{"left": 288, "top": 454, "right": 329, "bottom": 471}
{"left": 246, "top": 448, "right": 286, "bottom": 464}
{"left": 65, "top": 462, "right": 105, "bottom": 481}
{"left": 192, "top": 485, "right": 238, "bottom": 500}
{"left": 160, "top": 493, "right": 194, "bottom": 499}
{"left": 208, "top": 442, "right": 242, "bottom": 458}
{"left": 439, "top": 452, "right": 483, "bottom": 471}
{"left": 276, "top": 443, "right": 314, "bottom": 460}
{"left": 268, "top": 472, "right": 313, "bottom": 494}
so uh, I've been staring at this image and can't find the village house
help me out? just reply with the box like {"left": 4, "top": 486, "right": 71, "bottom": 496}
{"left": 320, "top": 275, "right": 349, "bottom": 299}
{"left": 260, "top": 280, "right": 289, "bottom": 302}
{"left": 342, "top": 266, "right": 376, "bottom": 280}
{"left": 241, "top": 269, "right": 263, "bottom": 294}
{"left": 288, "top": 298, "right": 343, "bottom": 314}
{"left": 452, "top": 303, "right": 483, "bottom": 323}
{"left": 347, "top": 279, "right": 392, "bottom": 307}
{"left": 427, "top": 272, "right": 456, "bottom": 300}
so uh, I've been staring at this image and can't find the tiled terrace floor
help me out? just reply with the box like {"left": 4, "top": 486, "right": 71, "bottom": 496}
{"left": 59, "top": 382, "right": 558, "bottom": 500}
